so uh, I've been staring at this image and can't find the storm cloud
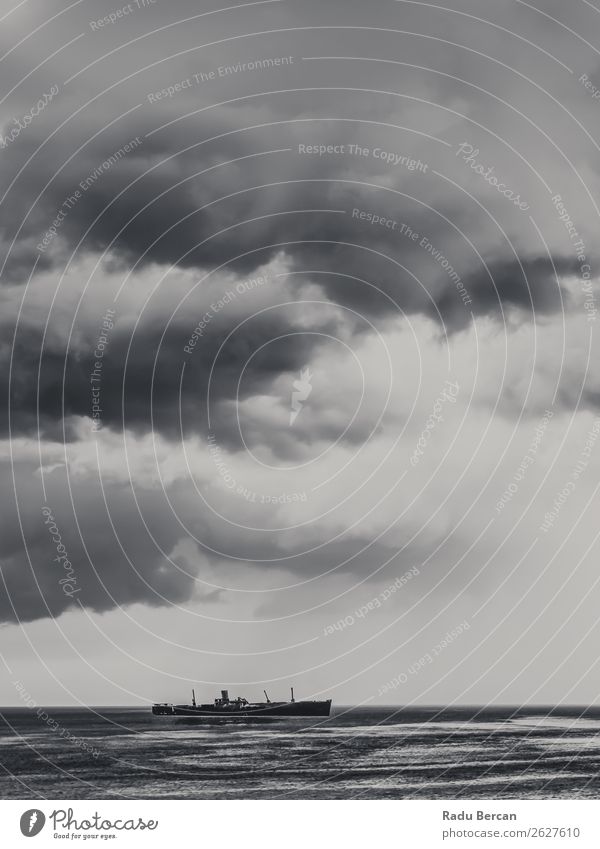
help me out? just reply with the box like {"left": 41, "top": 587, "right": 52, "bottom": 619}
{"left": 1, "top": 0, "right": 599, "bottom": 716}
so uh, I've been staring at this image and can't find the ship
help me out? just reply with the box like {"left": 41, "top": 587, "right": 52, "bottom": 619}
{"left": 152, "top": 687, "right": 332, "bottom": 718}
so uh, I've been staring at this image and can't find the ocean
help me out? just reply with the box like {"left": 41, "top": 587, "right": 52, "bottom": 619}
{"left": 1, "top": 706, "right": 600, "bottom": 800}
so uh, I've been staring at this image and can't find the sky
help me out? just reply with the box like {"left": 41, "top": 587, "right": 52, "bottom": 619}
{"left": 1, "top": 0, "right": 600, "bottom": 707}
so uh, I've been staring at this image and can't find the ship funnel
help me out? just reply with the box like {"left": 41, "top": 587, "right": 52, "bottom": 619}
{"left": 291, "top": 687, "right": 295, "bottom": 703}
{"left": 221, "top": 689, "right": 229, "bottom": 703}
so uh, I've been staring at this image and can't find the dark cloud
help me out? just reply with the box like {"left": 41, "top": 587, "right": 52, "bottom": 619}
{"left": 2, "top": 297, "right": 348, "bottom": 445}
{"left": 1, "top": 0, "right": 598, "bottom": 640}
{"left": 0, "top": 448, "right": 463, "bottom": 624}
{"left": 0, "top": 250, "right": 574, "bottom": 448}
{"left": 0, "top": 461, "right": 198, "bottom": 623}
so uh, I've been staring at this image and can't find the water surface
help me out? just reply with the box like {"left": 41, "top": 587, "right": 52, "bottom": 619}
{"left": 2, "top": 705, "right": 600, "bottom": 799}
